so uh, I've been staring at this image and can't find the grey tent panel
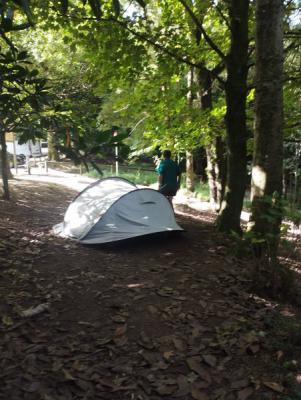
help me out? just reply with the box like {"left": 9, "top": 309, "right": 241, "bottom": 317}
{"left": 53, "top": 177, "right": 183, "bottom": 244}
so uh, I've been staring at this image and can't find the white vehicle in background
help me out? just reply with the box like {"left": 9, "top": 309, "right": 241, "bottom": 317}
{"left": 41, "top": 141, "right": 48, "bottom": 155}
{"left": 6, "top": 139, "right": 44, "bottom": 158}
{"left": 6, "top": 134, "right": 48, "bottom": 171}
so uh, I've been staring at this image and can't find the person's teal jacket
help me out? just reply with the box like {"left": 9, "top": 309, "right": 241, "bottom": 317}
{"left": 156, "top": 158, "right": 180, "bottom": 193}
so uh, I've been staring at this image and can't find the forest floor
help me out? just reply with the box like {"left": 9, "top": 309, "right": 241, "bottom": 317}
{"left": 1, "top": 169, "right": 301, "bottom": 400}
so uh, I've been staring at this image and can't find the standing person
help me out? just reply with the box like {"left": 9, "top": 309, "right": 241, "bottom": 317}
{"left": 156, "top": 150, "right": 181, "bottom": 206}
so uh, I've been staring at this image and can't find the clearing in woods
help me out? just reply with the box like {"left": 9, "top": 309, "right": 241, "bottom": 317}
{"left": 0, "top": 172, "right": 301, "bottom": 400}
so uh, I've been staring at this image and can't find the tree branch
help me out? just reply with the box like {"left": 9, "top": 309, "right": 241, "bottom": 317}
{"left": 177, "top": 0, "right": 226, "bottom": 61}
{"left": 210, "top": 60, "right": 226, "bottom": 86}
{"left": 215, "top": 4, "right": 231, "bottom": 31}
{"left": 9, "top": 22, "right": 32, "bottom": 31}
{"left": 0, "top": 31, "right": 17, "bottom": 52}
{"left": 52, "top": 11, "right": 204, "bottom": 70}
{"left": 109, "top": 17, "right": 203, "bottom": 70}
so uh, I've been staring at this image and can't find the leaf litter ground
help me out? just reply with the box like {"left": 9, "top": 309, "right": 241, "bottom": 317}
{"left": 1, "top": 179, "right": 301, "bottom": 400}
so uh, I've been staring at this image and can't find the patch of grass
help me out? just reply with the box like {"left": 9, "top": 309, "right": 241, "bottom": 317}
{"left": 284, "top": 206, "right": 301, "bottom": 226}
{"left": 193, "top": 181, "right": 210, "bottom": 201}
{"left": 180, "top": 176, "right": 210, "bottom": 201}
{"left": 243, "top": 199, "right": 252, "bottom": 210}
{"left": 87, "top": 164, "right": 157, "bottom": 186}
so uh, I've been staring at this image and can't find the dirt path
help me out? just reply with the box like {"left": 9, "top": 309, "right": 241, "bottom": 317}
{"left": 0, "top": 177, "right": 301, "bottom": 400}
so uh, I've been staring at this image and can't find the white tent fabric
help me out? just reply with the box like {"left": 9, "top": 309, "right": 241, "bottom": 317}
{"left": 53, "top": 177, "right": 183, "bottom": 244}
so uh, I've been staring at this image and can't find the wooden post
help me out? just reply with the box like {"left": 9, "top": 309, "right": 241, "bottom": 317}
{"left": 12, "top": 134, "right": 18, "bottom": 174}
{"left": 26, "top": 156, "right": 31, "bottom": 175}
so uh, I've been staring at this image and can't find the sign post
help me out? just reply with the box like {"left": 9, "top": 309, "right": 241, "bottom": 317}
{"left": 12, "top": 133, "right": 18, "bottom": 174}
{"left": 113, "top": 131, "right": 119, "bottom": 175}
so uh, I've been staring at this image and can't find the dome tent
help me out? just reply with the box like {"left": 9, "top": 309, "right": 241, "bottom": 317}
{"left": 53, "top": 177, "right": 183, "bottom": 244}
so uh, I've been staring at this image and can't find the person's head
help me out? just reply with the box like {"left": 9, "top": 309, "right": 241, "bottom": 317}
{"left": 163, "top": 150, "right": 171, "bottom": 159}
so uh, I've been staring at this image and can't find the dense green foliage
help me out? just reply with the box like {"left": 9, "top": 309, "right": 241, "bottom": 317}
{"left": 0, "top": 48, "right": 49, "bottom": 139}
{"left": 1, "top": 0, "right": 300, "bottom": 215}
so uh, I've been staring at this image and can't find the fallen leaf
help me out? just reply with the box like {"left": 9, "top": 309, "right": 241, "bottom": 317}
{"left": 231, "top": 379, "right": 249, "bottom": 390}
{"left": 199, "top": 300, "right": 207, "bottom": 308}
{"left": 147, "top": 305, "right": 159, "bottom": 314}
{"left": 114, "top": 324, "right": 127, "bottom": 337}
{"left": 152, "top": 360, "right": 169, "bottom": 370}
{"left": 248, "top": 344, "right": 260, "bottom": 354}
{"left": 187, "top": 357, "right": 203, "bottom": 374}
{"left": 111, "top": 315, "right": 127, "bottom": 323}
{"left": 263, "top": 381, "right": 284, "bottom": 393}
{"left": 52, "top": 360, "right": 64, "bottom": 372}
{"left": 175, "top": 375, "right": 190, "bottom": 397}
{"left": 187, "top": 358, "right": 211, "bottom": 383}
{"left": 191, "top": 384, "right": 209, "bottom": 400}
{"left": 191, "top": 327, "right": 201, "bottom": 339}
{"left": 163, "top": 351, "right": 174, "bottom": 360}
{"left": 237, "top": 387, "right": 254, "bottom": 400}
{"left": 173, "top": 295, "right": 187, "bottom": 301}
{"left": 20, "top": 303, "right": 49, "bottom": 318}
{"left": 71, "top": 360, "right": 86, "bottom": 372}
{"left": 2, "top": 315, "right": 13, "bottom": 326}
{"left": 157, "top": 287, "right": 176, "bottom": 297}
{"left": 213, "top": 388, "right": 228, "bottom": 398}
{"left": 113, "top": 336, "right": 128, "bottom": 346}
{"left": 133, "top": 294, "right": 146, "bottom": 301}
{"left": 63, "top": 369, "right": 76, "bottom": 381}
{"left": 139, "top": 331, "right": 154, "bottom": 349}
{"left": 155, "top": 384, "right": 177, "bottom": 395}
{"left": 172, "top": 337, "right": 187, "bottom": 352}
{"left": 96, "top": 337, "right": 112, "bottom": 346}
{"left": 203, "top": 354, "right": 217, "bottom": 367}
{"left": 23, "top": 381, "right": 42, "bottom": 393}
{"left": 98, "top": 377, "right": 117, "bottom": 388}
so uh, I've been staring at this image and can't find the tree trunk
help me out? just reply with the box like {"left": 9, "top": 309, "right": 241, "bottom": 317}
{"left": 206, "top": 137, "right": 227, "bottom": 211}
{"left": 206, "top": 145, "right": 218, "bottom": 209}
{"left": 196, "top": 67, "right": 226, "bottom": 210}
{"left": 47, "top": 129, "right": 60, "bottom": 161}
{"left": 216, "top": 0, "right": 250, "bottom": 233}
{"left": 186, "top": 150, "right": 195, "bottom": 191}
{"left": 0, "top": 130, "right": 10, "bottom": 200}
{"left": 193, "top": 147, "right": 207, "bottom": 181}
{"left": 185, "top": 68, "right": 195, "bottom": 192}
{"left": 216, "top": 136, "right": 227, "bottom": 208}
{"left": 250, "top": 0, "right": 284, "bottom": 244}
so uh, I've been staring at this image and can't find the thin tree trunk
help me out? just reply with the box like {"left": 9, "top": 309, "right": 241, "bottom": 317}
{"left": 205, "top": 138, "right": 227, "bottom": 211}
{"left": 250, "top": 0, "right": 284, "bottom": 244}
{"left": 186, "top": 68, "right": 195, "bottom": 192}
{"left": 186, "top": 150, "right": 194, "bottom": 191}
{"left": 206, "top": 145, "right": 218, "bottom": 208}
{"left": 193, "top": 147, "right": 207, "bottom": 181}
{"left": 0, "top": 130, "right": 10, "bottom": 200}
{"left": 216, "top": 0, "right": 250, "bottom": 233}
{"left": 216, "top": 136, "right": 227, "bottom": 208}
{"left": 47, "top": 129, "right": 60, "bottom": 161}
{"left": 196, "top": 66, "right": 226, "bottom": 210}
